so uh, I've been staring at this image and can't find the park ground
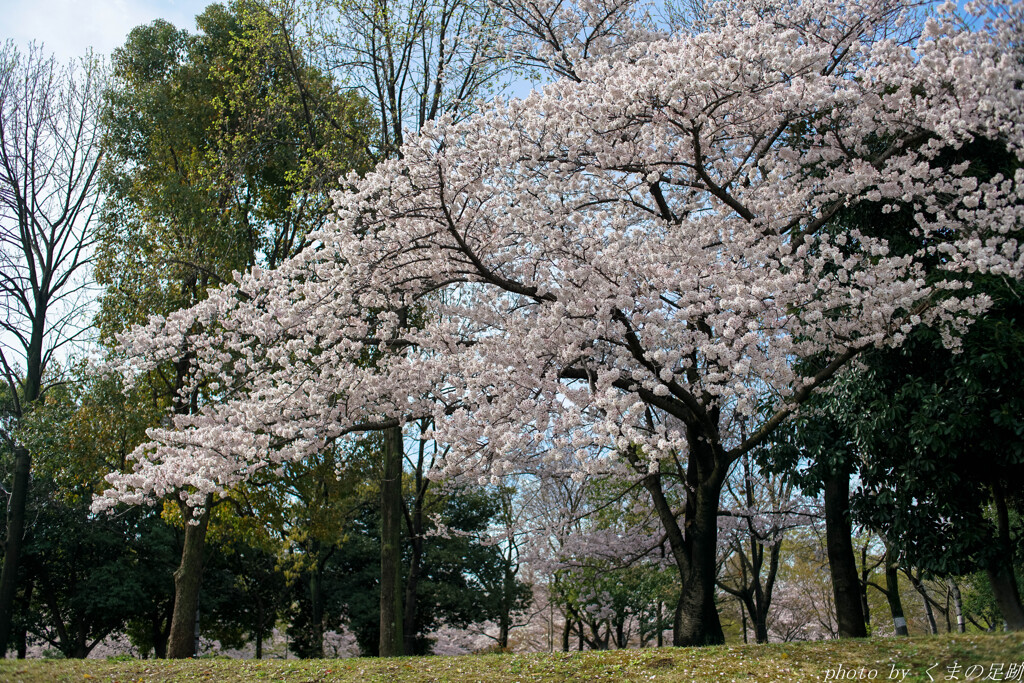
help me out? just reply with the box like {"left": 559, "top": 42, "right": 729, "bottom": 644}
{"left": 0, "top": 633, "right": 1021, "bottom": 682}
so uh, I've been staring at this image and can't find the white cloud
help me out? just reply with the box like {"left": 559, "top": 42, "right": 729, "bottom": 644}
{"left": 1, "top": 0, "right": 208, "bottom": 62}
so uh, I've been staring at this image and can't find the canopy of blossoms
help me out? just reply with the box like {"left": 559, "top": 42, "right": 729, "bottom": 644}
{"left": 94, "top": 0, "right": 1023, "bottom": 520}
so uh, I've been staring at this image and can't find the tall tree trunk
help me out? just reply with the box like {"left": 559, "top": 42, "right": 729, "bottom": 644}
{"left": 309, "top": 562, "right": 325, "bottom": 658}
{"left": 561, "top": 613, "right": 570, "bottom": 652}
{"left": 498, "top": 550, "right": 517, "bottom": 650}
{"left": 167, "top": 501, "right": 212, "bottom": 658}
{"left": 823, "top": 469, "right": 868, "bottom": 638}
{"left": 921, "top": 591, "right": 938, "bottom": 634}
{"left": 947, "top": 578, "right": 965, "bottom": 634}
{"left": 635, "top": 431, "right": 726, "bottom": 647}
{"left": 589, "top": 621, "right": 605, "bottom": 650}
{"left": 859, "top": 544, "right": 872, "bottom": 632}
{"left": 988, "top": 481, "right": 1024, "bottom": 631}
{"left": 656, "top": 600, "right": 663, "bottom": 647}
{"left": 13, "top": 549, "right": 34, "bottom": 658}
{"left": 498, "top": 601, "right": 511, "bottom": 650}
{"left": 0, "top": 325, "right": 43, "bottom": 658}
{"left": 0, "top": 445, "right": 31, "bottom": 658}
{"left": 379, "top": 424, "right": 404, "bottom": 657}
{"left": 672, "top": 472, "right": 726, "bottom": 646}
{"left": 402, "top": 520, "right": 422, "bottom": 654}
{"left": 154, "top": 597, "right": 173, "bottom": 659}
{"left": 884, "top": 543, "right": 908, "bottom": 636}
{"left": 255, "top": 604, "right": 264, "bottom": 660}
{"left": 908, "top": 570, "right": 939, "bottom": 635}
{"left": 750, "top": 596, "right": 769, "bottom": 644}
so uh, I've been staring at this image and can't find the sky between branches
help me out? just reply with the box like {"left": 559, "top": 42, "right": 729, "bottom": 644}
{"left": 2, "top": 0, "right": 211, "bottom": 63}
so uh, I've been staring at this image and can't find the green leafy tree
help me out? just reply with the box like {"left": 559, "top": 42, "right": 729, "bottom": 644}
{"left": 198, "top": 531, "right": 288, "bottom": 658}
{"left": 847, "top": 280, "right": 1024, "bottom": 630}
{"left": 767, "top": 273, "right": 1024, "bottom": 632}
{"left": 97, "top": 1, "right": 375, "bottom": 657}
{"left": 0, "top": 369, "right": 175, "bottom": 658}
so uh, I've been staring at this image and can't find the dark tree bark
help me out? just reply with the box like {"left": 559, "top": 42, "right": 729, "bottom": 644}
{"left": 987, "top": 481, "right": 1024, "bottom": 631}
{"left": 379, "top": 424, "right": 404, "bottom": 657}
{"left": 822, "top": 470, "right": 868, "bottom": 638}
{"left": 628, "top": 427, "right": 726, "bottom": 647}
{"left": 309, "top": 556, "right": 326, "bottom": 658}
{"left": 154, "top": 595, "right": 173, "bottom": 659}
{"left": 402, "top": 541, "right": 421, "bottom": 654}
{"left": 671, "top": 458, "right": 727, "bottom": 646}
{"left": 253, "top": 585, "right": 267, "bottom": 660}
{"left": 614, "top": 618, "right": 626, "bottom": 649}
{"left": 0, "top": 444, "right": 32, "bottom": 656}
{"left": 497, "top": 565, "right": 514, "bottom": 649}
{"left": 15, "top": 577, "right": 32, "bottom": 658}
{"left": 906, "top": 568, "right": 939, "bottom": 635}
{"left": 884, "top": 542, "right": 909, "bottom": 636}
{"left": 859, "top": 544, "right": 874, "bottom": 632}
{"left": 167, "top": 501, "right": 212, "bottom": 658}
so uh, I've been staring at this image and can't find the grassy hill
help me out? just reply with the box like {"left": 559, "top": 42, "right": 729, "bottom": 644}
{"left": 0, "top": 633, "right": 1021, "bottom": 682}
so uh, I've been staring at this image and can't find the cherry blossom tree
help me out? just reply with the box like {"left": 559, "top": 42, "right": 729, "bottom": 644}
{"left": 95, "top": 0, "right": 1024, "bottom": 646}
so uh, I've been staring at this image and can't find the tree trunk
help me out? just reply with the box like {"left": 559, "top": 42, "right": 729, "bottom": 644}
{"left": 309, "top": 563, "right": 325, "bottom": 658}
{"left": 656, "top": 600, "right": 663, "bottom": 647}
{"left": 561, "top": 613, "right": 570, "bottom": 652}
{"left": 153, "top": 598, "right": 172, "bottom": 659}
{"left": 884, "top": 543, "right": 908, "bottom": 636}
{"left": 823, "top": 470, "right": 868, "bottom": 638}
{"left": 152, "top": 608, "right": 169, "bottom": 659}
{"left": 987, "top": 567, "right": 1024, "bottom": 631}
{"left": 379, "top": 424, "right": 404, "bottom": 657}
{"left": 908, "top": 570, "right": 939, "bottom": 635}
{"left": 498, "top": 607, "right": 510, "bottom": 650}
{"left": 751, "top": 598, "right": 769, "bottom": 644}
{"left": 988, "top": 481, "right": 1024, "bottom": 631}
{"left": 859, "top": 544, "right": 872, "bottom": 632}
{"left": 589, "top": 621, "right": 605, "bottom": 650}
{"left": 922, "top": 591, "right": 938, "bottom": 634}
{"left": 0, "top": 323, "right": 43, "bottom": 660}
{"left": 634, "top": 429, "right": 726, "bottom": 647}
{"left": 947, "top": 578, "right": 965, "bottom": 634}
{"left": 672, "top": 473, "right": 726, "bottom": 646}
{"left": 167, "top": 502, "right": 211, "bottom": 658}
{"left": 402, "top": 530, "right": 422, "bottom": 654}
{"left": 0, "top": 444, "right": 32, "bottom": 658}
{"left": 15, "top": 573, "right": 33, "bottom": 658}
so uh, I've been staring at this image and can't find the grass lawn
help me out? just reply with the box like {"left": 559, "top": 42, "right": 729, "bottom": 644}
{"left": 0, "top": 633, "right": 1021, "bottom": 682}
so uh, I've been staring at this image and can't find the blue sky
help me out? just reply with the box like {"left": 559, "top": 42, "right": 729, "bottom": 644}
{"left": 1, "top": 0, "right": 213, "bottom": 62}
